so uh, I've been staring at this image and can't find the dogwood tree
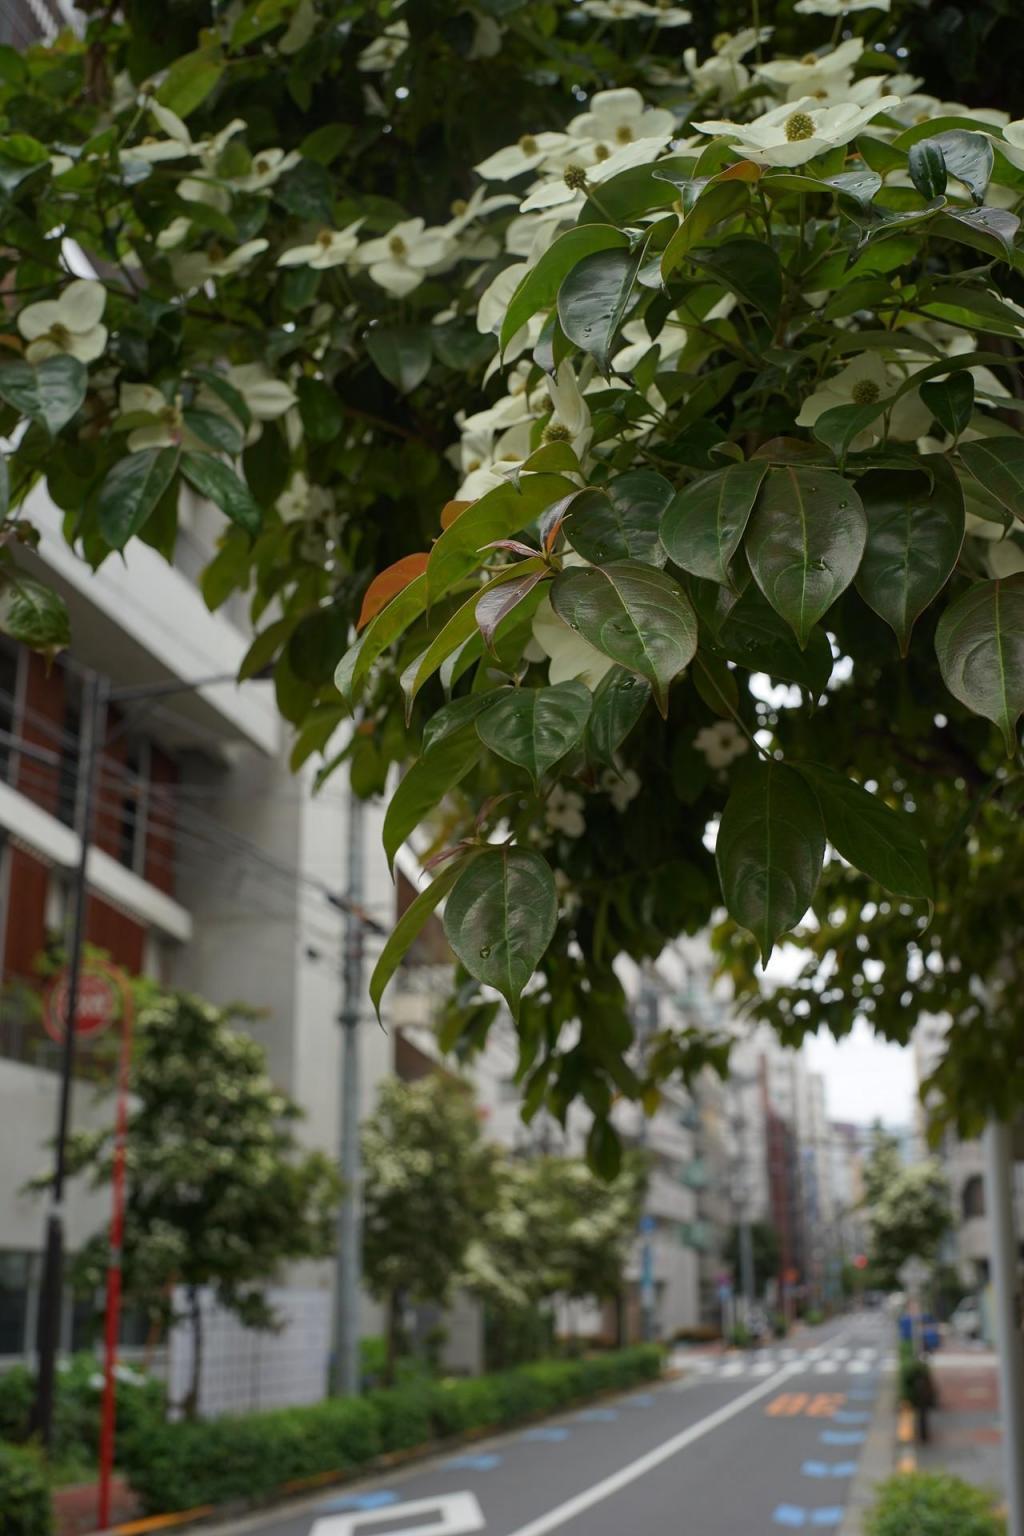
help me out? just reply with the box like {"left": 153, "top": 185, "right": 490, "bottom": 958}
{"left": 2, "top": 0, "right": 1023, "bottom": 1149}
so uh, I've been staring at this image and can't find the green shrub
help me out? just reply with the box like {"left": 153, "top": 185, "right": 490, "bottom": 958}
{"left": 122, "top": 1345, "right": 662, "bottom": 1515}
{"left": 866, "top": 1473, "right": 1005, "bottom": 1536}
{"left": 898, "top": 1341, "right": 938, "bottom": 1409}
{"left": 0, "top": 1369, "right": 34, "bottom": 1445}
{"left": 0, "top": 1444, "right": 52, "bottom": 1536}
{"left": 0, "top": 1356, "right": 164, "bottom": 1469}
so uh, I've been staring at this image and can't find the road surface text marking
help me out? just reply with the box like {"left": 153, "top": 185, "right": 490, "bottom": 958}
{"left": 503, "top": 1366, "right": 800, "bottom": 1536}
{"left": 310, "top": 1492, "right": 484, "bottom": 1536}
{"left": 773, "top": 1506, "right": 844, "bottom": 1528}
{"left": 766, "top": 1394, "right": 845, "bottom": 1419}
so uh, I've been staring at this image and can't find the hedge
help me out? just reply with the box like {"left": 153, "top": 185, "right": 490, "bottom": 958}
{"left": 865, "top": 1473, "right": 1006, "bottom": 1536}
{"left": 0, "top": 1355, "right": 164, "bottom": 1468}
{"left": 0, "top": 1445, "right": 52, "bottom": 1536}
{"left": 122, "top": 1346, "right": 662, "bottom": 1515}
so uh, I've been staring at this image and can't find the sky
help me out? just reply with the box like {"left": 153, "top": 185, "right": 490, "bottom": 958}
{"left": 805, "top": 1019, "right": 917, "bottom": 1129}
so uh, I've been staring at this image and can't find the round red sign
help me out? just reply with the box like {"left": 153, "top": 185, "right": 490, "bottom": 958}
{"left": 43, "top": 969, "right": 118, "bottom": 1044}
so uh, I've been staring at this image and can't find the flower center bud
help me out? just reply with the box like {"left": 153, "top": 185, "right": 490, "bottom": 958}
{"left": 852, "top": 379, "right": 881, "bottom": 405}
{"left": 615, "top": 124, "right": 634, "bottom": 143}
{"left": 563, "top": 163, "right": 589, "bottom": 191}
{"left": 712, "top": 30, "right": 732, "bottom": 50}
{"left": 784, "top": 110, "right": 816, "bottom": 143}
{"left": 594, "top": 143, "right": 611, "bottom": 162}
{"left": 389, "top": 235, "right": 408, "bottom": 258}
{"left": 49, "top": 323, "right": 71, "bottom": 346}
{"left": 519, "top": 134, "right": 538, "bottom": 155}
{"left": 800, "top": 52, "right": 818, "bottom": 65}
{"left": 316, "top": 229, "right": 334, "bottom": 247}
{"left": 543, "top": 422, "right": 572, "bottom": 443}
{"left": 451, "top": 198, "right": 468, "bottom": 216}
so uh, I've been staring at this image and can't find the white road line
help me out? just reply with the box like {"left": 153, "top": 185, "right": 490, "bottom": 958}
{"left": 814, "top": 1361, "right": 839, "bottom": 1374}
{"left": 504, "top": 1366, "right": 799, "bottom": 1536}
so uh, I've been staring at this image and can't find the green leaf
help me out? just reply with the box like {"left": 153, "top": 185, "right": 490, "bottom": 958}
{"left": 501, "top": 225, "right": 629, "bottom": 352}
{"left": 476, "top": 681, "right": 592, "bottom": 788}
{"left": 929, "top": 129, "right": 993, "bottom": 204}
{"left": 0, "top": 577, "right": 70, "bottom": 655}
{"left": 182, "top": 407, "right": 244, "bottom": 455}
{"left": 336, "top": 574, "right": 428, "bottom": 703}
{"left": 551, "top": 560, "right": 698, "bottom": 716}
{"left": 693, "top": 651, "right": 739, "bottom": 717}
{"left": 556, "top": 240, "right": 647, "bottom": 376}
{"left": 586, "top": 1118, "right": 622, "bottom": 1181}
{"left": 0, "top": 452, "right": 9, "bottom": 519}
{"left": 275, "top": 160, "right": 334, "bottom": 223}
{"left": 585, "top": 667, "right": 650, "bottom": 766}
{"left": 660, "top": 182, "right": 750, "bottom": 280}
{"left": 919, "top": 373, "right": 974, "bottom": 439}
{"left": 406, "top": 560, "right": 548, "bottom": 705}
{"left": 426, "top": 475, "right": 570, "bottom": 604}
{"left": 959, "top": 437, "right": 1024, "bottom": 522}
{"left": 935, "top": 575, "right": 1024, "bottom": 753}
{"left": 661, "top": 462, "right": 768, "bottom": 586}
{"left": 855, "top": 461, "right": 965, "bottom": 655}
{"left": 382, "top": 727, "right": 480, "bottom": 871}
{"left": 369, "top": 857, "right": 470, "bottom": 1023}
{"left": 0, "top": 356, "right": 87, "bottom": 438}
{"left": 717, "top": 586, "right": 834, "bottom": 697}
{"left": 908, "top": 140, "right": 948, "bottom": 201}
{"left": 564, "top": 471, "right": 672, "bottom": 567}
{"left": 443, "top": 846, "right": 557, "bottom": 1020}
{"left": 365, "top": 327, "right": 433, "bottom": 394}
{"left": 96, "top": 448, "right": 179, "bottom": 550}
{"left": 231, "top": 0, "right": 291, "bottom": 46}
{"left": 693, "top": 238, "right": 783, "bottom": 321}
{"left": 716, "top": 759, "right": 825, "bottom": 964}
{"left": 156, "top": 47, "right": 225, "bottom": 118}
{"left": 422, "top": 691, "right": 510, "bottom": 754}
{"left": 796, "top": 764, "right": 932, "bottom": 902}
{"left": 295, "top": 377, "right": 343, "bottom": 442}
{"left": 934, "top": 206, "right": 1020, "bottom": 259}
{"left": 180, "top": 452, "right": 262, "bottom": 535}
{"left": 192, "top": 369, "right": 252, "bottom": 430}
{"left": 745, "top": 467, "right": 867, "bottom": 647}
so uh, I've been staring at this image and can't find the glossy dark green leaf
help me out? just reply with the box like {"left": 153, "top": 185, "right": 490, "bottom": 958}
{"left": 935, "top": 206, "right": 1020, "bottom": 259}
{"left": 908, "top": 139, "right": 948, "bottom": 201}
{"left": 422, "top": 691, "right": 511, "bottom": 754}
{"left": 181, "top": 452, "right": 262, "bottom": 535}
{"left": 426, "top": 474, "right": 571, "bottom": 604}
{"left": 369, "top": 856, "right": 471, "bottom": 1023}
{"left": 929, "top": 129, "right": 992, "bottom": 204}
{"left": 919, "top": 373, "right": 974, "bottom": 439}
{"left": 501, "top": 225, "right": 629, "bottom": 352}
{"left": 0, "top": 356, "right": 87, "bottom": 438}
{"left": 745, "top": 468, "right": 866, "bottom": 647}
{"left": 693, "top": 651, "right": 739, "bottom": 717}
{"left": 935, "top": 575, "right": 1024, "bottom": 753}
{"left": 365, "top": 326, "right": 433, "bottom": 394}
{"left": 661, "top": 462, "right": 768, "bottom": 585}
{"left": 295, "top": 377, "right": 344, "bottom": 441}
{"left": 406, "top": 560, "right": 548, "bottom": 707}
{"left": 585, "top": 667, "right": 651, "bottom": 765}
{"left": 586, "top": 1118, "right": 622, "bottom": 1180}
{"left": 476, "top": 681, "right": 592, "bottom": 787}
{"left": 855, "top": 461, "right": 964, "bottom": 654}
{"left": 551, "top": 560, "right": 698, "bottom": 715}
{"left": 155, "top": 46, "right": 224, "bottom": 118}
{"left": 0, "top": 452, "right": 9, "bottom": 519}
{"left": 716, "top": 759, "right": 825, "bottom": 964}
{"left": 718, "top": 586, "right": 833, "bottom": 697}
{"left": 0, "top": 576, "right": 70, "bottom": 655}
{"left": 556, "top": 241, "right": 646, "bottom": 375}
{"left": 797, "top": 764, "right": 932, "bottom": 902}
{"left": 382, "top": 726, "right": 480, "bottom": 871}
{"left": 660, "top": 182, "right": 750, "bottom": 279}
{"left": 564, "top": 470, "right": 673, "bottom": 567}
{"left": 182, "top": 406, "right": 244, "bottom": 455}
{"left": 443, "top": 846, "right": 557, "bottom": 1019}
{"left": 96, "top": 448, "right": 179, "bottom": 549}
{"left": 693, "top": 238, "right": 783, "bottom": 321}
{"left": 959, "top": 436, "right": 1024, "bottom": 522}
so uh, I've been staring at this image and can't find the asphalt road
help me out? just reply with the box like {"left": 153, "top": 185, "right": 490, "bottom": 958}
{"left": 229, "top": 1312, "right": 893, "bottom": 1536}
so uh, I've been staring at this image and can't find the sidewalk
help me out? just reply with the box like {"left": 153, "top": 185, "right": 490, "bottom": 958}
{"left": 915, "top": 1349, "right": 1004, "bottom": 1497}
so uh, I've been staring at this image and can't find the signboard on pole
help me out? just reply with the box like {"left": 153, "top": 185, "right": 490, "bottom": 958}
{"left": 43, "top": 967, "right": 118, "bottom": 1044}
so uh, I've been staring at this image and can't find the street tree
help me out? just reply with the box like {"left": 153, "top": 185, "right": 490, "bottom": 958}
{"left": 867, "top": 1162, "right": 952, "bottom": 1289}
{"left": 724, "top": 1221, "right": 781, "bottom": 1298}
{"left": 361, "top": 1074, "right": 495, "bottom": 1378}
{"left": 56, "top": 988, "right": 341, "bottom": 1417}
{"left": 2, "top": 0, "right": 1024, "bottom": 1150}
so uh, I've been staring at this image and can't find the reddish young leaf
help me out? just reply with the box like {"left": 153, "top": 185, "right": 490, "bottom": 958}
{"left": 476, "top": 568, "right": 549, "bottom": 651}
{"left": 441, "top": 499, "right": 473, "bottom": 529}
{"left": 357, "top": 552, "right": 430, "bottom": 631}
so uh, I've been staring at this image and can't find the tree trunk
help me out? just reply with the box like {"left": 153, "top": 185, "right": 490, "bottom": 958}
{"left": 183, "top": 1286, "right": 203, "bottom": 1420}
{"left": 385, "top": 1291, "right": 402, "bottom": 1387}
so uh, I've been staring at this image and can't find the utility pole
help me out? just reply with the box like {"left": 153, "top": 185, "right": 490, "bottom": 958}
{"left": 984, "top": 1118, "right": 1024, "bottom": 1536}
{"left": 332, "top": 785, "right": 365, "bottom": 1396}
{"left": 33, "top": 670, "right": 107, "bottom": 1447}
{"left": 635, "top": 979, "right": 659, "bottom": 1345}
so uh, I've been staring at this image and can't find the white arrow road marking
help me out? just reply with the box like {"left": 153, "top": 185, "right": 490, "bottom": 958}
{"left": 309, "top": 1492, "right": 485, "bottom": 1536}
{"left": 505, "top": 1365, "right": 801, "bottom": 1536}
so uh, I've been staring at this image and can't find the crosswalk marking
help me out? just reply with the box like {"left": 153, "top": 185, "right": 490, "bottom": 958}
{"left": 675, "top": 1345, "right": 879, "bottom": 1383}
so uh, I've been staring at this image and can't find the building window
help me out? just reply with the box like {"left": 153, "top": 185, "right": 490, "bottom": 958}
{"left": 0, "top": 1251, "right": 33, "bottom": 1356}
{"left": 962, "top": 1174, "right": 985, "bottom": 1221}
{"left": 0, "top": 641, "right": 20, "bottom": 783}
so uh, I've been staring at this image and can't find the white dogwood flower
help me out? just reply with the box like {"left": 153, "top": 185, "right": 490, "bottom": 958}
{"left": 545, "top": 359, "right": 593, "bottom": 461}
{"left": 579, "top": 0, "right": 690, "bottom": 21}
{"left": 357, "top": 21, "right": 408, "bottom": 71}
{"left": 277, "top": 221, "right": 364, "bottom": 269}
{"left": 231, "top": 147, "right": 300, "bottom": 193}
{"left": 754, "top": 37, "right": 863, "bottom": 98}
{"left": 602, "top": 768, "right": 642, "bottom": 811}
{"left": 568, "top": 87, "right": 676, "bottom": 152}
{"left": 795, "top": 352, "right": 931, "bottom": 447}
{"left": 695, "top": 721, "right": 748, "bottom": 768}
{"left": 683, "top": 28, "right": 769, "bottom": 103}
{"left": 117, "top": 384, "right": 203, "bottom": 452}
{"left": 444, "top": 186, "right": 518, "bottom": 237}
{"left": 544, "top": 783, "right": 586, "bottom": 839}
{"left": 794, "top": 0, "right": 889, "bottom": 13}
{"left": 357, "top": 218, "right": 453, "bottom": 297}
{"left": 475, "top": 132, "right": 572, "bottom": 183}
{"left": 532, "top": 592, "right": 614, "bottom": 690}
{"left": 172, "top": 238, "right": 268, "bottom": 288}
{"left": 225, "top": 363, "right": 298, "bottom": 421}
{"left": 694, "top": 94, "right": 899, "bottom": 167}
{"left": 520, "top": 134, "right": 671, "bottom": 211}
{"left": 18, "top": 279, "right": 107, "bottom": 364}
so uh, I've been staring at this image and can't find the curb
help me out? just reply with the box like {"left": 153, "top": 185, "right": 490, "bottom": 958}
{"left": 84, "top": 1373, "right": 667, "bottom": 1536}
{"left": 839, "top": 1366, "right": 897, "bottom": 1536}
